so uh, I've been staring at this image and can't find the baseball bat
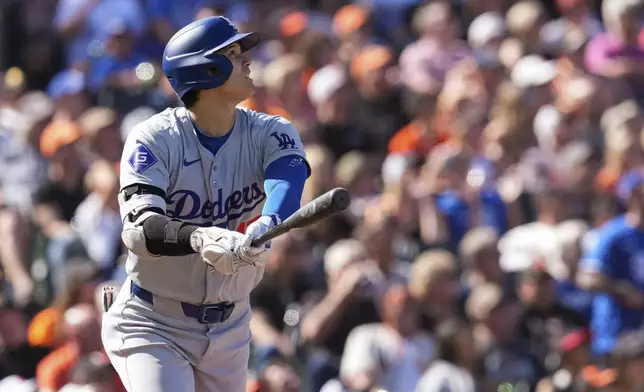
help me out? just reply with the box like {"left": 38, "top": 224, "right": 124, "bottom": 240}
{"left": 250, "top": 187, "right": 351, "bottom": 247}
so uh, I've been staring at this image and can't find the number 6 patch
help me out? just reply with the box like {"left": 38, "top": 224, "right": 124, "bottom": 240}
{"left": 129, "top": 142, "right": 158, "bottom": 174}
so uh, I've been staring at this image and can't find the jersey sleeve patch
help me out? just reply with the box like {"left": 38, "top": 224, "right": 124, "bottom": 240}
{"left": 269, "top": 131, "right": 298, "bottom": 151}
{"left": 128, "top": 143, "right": 158, "bottom": 174}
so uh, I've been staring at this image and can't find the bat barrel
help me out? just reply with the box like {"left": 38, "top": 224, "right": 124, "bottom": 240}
{"left": 249, "top": 188, "right": 351, "bottom": 247}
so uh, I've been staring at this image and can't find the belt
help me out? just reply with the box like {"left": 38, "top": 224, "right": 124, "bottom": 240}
{"left": 130, "top": 282, "right": 235, "bottom": 324}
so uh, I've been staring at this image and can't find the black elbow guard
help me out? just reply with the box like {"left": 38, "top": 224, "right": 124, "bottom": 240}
{"left": 141, "top": 214, "right": 200, "bottom": 256}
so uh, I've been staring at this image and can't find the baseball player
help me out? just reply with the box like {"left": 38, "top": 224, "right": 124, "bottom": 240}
{"left": 101, "top": 16, "right": 309, "bottom": 392}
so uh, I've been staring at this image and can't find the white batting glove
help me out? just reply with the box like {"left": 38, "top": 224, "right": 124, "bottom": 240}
{"left": 190, "top": 226, "right": 248, "bottom": 275}
{"left": 237, "top": 215, "right": 279, "bottom": 267}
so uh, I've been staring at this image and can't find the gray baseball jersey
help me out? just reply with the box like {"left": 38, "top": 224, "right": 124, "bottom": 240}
{"left": 119, "top": 106, "right": 306, "bottom": 304}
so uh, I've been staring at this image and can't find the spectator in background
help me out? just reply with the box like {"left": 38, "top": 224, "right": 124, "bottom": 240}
{"left": 77, "top": 107, "right": 123, "bottom": 163}
{"left": 53, "top": 0, "right": 99, "bottom": 70}
{"left": 608, "top": 329, "right": 644, "bottom": 392}
{"left": 59, "top": 351, "right": 123, "bottom": 392}
{"left": 0, "top": 300, "right": 49, "bottom": 381}
{"left": 577, "top": 170, "right": 644, "bottom": 360}
{"left": 585, "top": 0, "right": 644, "bottom": 101}
{"left": 332, "top": 4, "right": 376, "bottom": 65}
{"left": 301, "top": 145, "right": 336, "bottom": 206}
{"left": 268, "top": 11, "right": 312, "bottom": 62}
{"left": 459, "top": 227, "right": 510, "bottom": 292}
{"left": 554, "top": 220, "right": 594, "bottom": 317}
{"left": 354, "top": 214, "right": 410, "bottom": 283}
{"left": 535, "top": 328, "right": 594, "bottom": 392}
{"left": 262, "top": 53, "right": 316, "bottom": 129}
{"left": 12, "top": 1, "right": 64, "bottom": 91}
{"left": 298, "top": 147, "right": 355, "bottom": 253}
{"left": 433, "top": 59, "right": 491, "bottom": 155}
{"left": 418, "top": 152, "right": 507, "bottom": 250}
{"left": 498, "top": 188, "right": 580, "bottom": 278}
{"left": 415, "top": 320, "right": 477, "bottom": 392}
{"left": 399, "top": 2, "right": 470, "bottom": 95}
{"left": 250, "top": 233, "right": 315, "bottom": 368}
{"left": 466, "top": 283, "right": 543, "bottom": 390}
{"left": 28, "top": 261, "right": 100, "bottom": 349}
{"left": 388, "top": 92, "right": 446, "bottom": 158}
{"left": 145, "top": 0, "right": 210, "bottom": 45}
{"left": 408, "top": 250, "right": 459, "bottom": 333}
{"left": 0, "top": 206, "right": 34, "bottom": 308}
{"left": 596, "top": 99, "right": 644, "bottom": 192}
{"left": 39, "top": 130, "right": 87, "bottom": 223}
{"left": 36, "top": 304, "right": 104, "bottom": 392}
{"left": 88, "top": 19, "right": 151, "bottom": 94}
{"left": 337, "top": 285, "right": 434, "bottom": 392}
{"left": 307, "top": 64, "right": 370, "bottom": 157}
{"left": 38, "top": 69, "right": 90, "bottom": 221}
{"left": 53, "top": 0, "right": 146, "bottom": 71}
{"left": 467, "top": 12, "right": 508, "bottom": 54}
{"left": 291, "top": 30, "right": 336, "bottom": 78}
{"left": 31, "top": 184, "right": 87, "bottom": 293}
{"left": 300, "top": 239, "right": 381, "bottom": 391}
{"left": 511, "top": 55, "right": 558, "bottom": 124}
{"left": 0, "top": 89, "right": 52, "bottom": 215}
{"left": 516, "top": 262, "right": 588, "bottom": 370}
{"left": 6, "top": 1, "right": 644, "bottom": 390}
{"left": 506, "top": 1, "right": 547, "bottom": 56}
{"left": 473, "top": 51, "right": 506, "bottom": 112}
{"left": 347, "top": 44, "right": 409, "bottom": 154}
{"left": 250, "top": 357, "right": 301, "bottom": 392}
{"left": 541, "top": 0, "right": 603, "bottom": 56}
{"left": 72, "top": 160, "right": 122, "bottom": 276}
{"left": 43, "top": 68, "right": 89, "bottom": 129}
{"left": 334, "top": 152, "right": 380, "bottom": 219}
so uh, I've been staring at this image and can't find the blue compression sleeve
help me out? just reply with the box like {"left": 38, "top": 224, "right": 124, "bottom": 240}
{"left": 263, "top": 155, "right": 308, "bottom": 220}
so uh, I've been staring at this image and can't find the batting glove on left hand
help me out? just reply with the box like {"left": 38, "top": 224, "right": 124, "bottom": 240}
{"left": 237, "top": 215, "right": 279, "bottom": 267}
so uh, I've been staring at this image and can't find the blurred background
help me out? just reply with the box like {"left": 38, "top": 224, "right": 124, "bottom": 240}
{"left": 4, "top": 0, "right": 644, "bottom": 391}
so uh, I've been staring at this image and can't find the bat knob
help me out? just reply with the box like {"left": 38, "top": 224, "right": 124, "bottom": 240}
{"left": 330, "top": 188, "right": 351, "bottom": 211}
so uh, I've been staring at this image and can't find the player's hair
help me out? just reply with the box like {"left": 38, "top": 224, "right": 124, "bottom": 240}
{"left": 181, "top": 90, "right": 201, "bottom": 109}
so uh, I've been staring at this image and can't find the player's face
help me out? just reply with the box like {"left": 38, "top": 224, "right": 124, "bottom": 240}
{"left": 215, "top": 43, "right": 255, "bottom": 102}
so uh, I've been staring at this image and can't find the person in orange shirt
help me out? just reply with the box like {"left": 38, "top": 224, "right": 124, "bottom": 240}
{"left": 388, "top": 93, "right": 447, "bottom": 157}
{"left": 36, "top": 304, "right": 111, "bottom": 392}
{"left": 28, "top": 261, "right": 101, "bottom": 349}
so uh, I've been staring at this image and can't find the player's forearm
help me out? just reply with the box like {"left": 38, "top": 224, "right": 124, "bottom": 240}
{"left": 119, "top": 183, "right": 202, "bottom": 257}
{"left": 140, "top": 213, "right": 200, "bottom": 256}
{"left": 122, "top": 206, "right": 202, "bottom": 258}
{"left": 262, "top": 155, "right": 308, "bottom": 220}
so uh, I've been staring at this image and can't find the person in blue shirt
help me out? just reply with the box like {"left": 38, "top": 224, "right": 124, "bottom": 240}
{"left": 431, "top": 153, "right": 508, "bottom": 251}
{"left": 87, "top": 19, "right": 151, "bottom": 93}
{"left": 577, "top": 170, "right": 644, "bottom": 359}
{"left": 146, "top": 0, "right": 234, "bottom": 44}
{"left": 54, "top": 0, "right": 146, "bottom": 69}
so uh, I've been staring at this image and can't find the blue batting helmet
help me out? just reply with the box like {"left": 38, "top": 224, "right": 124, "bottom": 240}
{"left": 162, "top": 16, "right": 261, "bottom": 99}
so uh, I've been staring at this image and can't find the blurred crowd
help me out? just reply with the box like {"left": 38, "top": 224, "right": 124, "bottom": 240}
{"left": 5, "top": 0, "right": 644, "bottom": 391}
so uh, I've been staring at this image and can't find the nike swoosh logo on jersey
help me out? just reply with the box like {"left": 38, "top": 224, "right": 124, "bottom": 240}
{"left": 183, "top": 158, "right": 201, "bottom": 166}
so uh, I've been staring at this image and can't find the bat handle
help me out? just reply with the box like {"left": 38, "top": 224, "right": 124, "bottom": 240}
{"left": 250, "top": 235, "right": 267, "bottom": 248}
{"left": 250, "top": 224, "right": 288, "bottom": 247}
